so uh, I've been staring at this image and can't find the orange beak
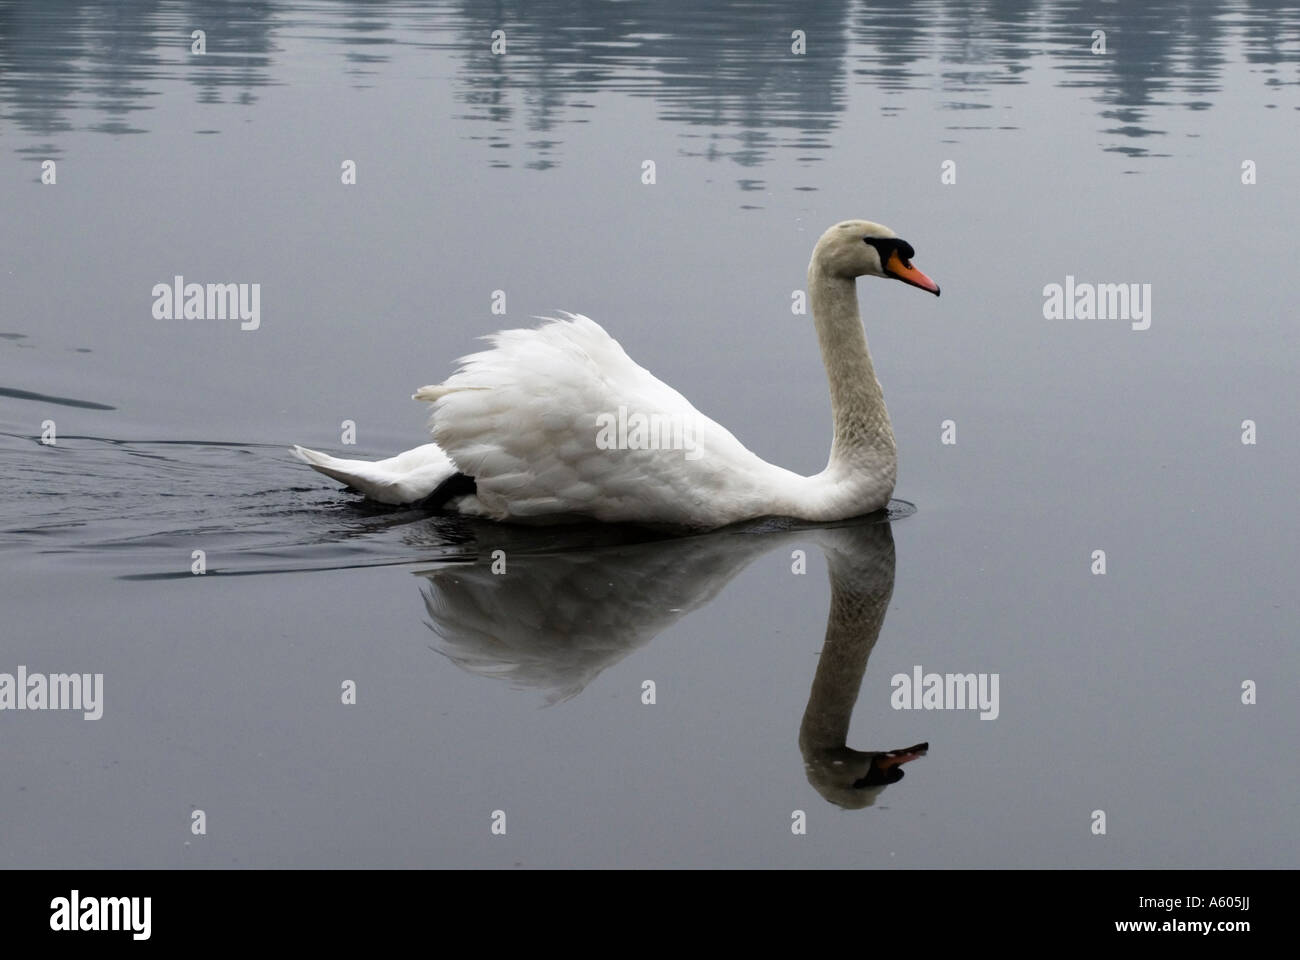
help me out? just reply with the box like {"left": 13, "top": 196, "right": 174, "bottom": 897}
{"left": 885, "top": 250, "right": 940, "bottom": 296}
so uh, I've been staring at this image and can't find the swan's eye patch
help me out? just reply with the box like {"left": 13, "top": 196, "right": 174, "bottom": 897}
{"left": 862, "top": 237, "right": 916, "bottom": 264}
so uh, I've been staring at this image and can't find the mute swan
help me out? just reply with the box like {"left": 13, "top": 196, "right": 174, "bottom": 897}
{"left": 292, "top": 220, "right": 939, "bottom": 528}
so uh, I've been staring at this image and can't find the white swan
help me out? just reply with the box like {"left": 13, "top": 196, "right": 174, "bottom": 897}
{"left": 292, "top": 220, "right": 939, "bottom": 528}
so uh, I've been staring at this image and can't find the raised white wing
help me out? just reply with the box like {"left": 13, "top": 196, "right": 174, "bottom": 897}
{"left": 421, "top": 314, "right": 798, "bottom": 527}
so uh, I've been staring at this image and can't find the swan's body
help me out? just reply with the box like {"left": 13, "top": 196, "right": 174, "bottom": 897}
{"left": 292, "top": 220, "right": 939, "bottom": 529}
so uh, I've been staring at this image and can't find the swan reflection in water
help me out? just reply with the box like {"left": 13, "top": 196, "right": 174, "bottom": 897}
{"left": 413, "top": 509, "right": 927, "bottom": 808}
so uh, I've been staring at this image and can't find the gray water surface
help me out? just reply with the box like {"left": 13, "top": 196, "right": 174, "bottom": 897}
{"left": 1, "top": 0, "right": 1297, "bottom": 868}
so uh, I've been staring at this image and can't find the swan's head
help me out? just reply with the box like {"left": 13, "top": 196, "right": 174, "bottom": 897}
{"left": 801, "top": 743, "right": 930, "bottom": 809}
{"left": 813, "top": 220, "right": 940, "bottom": 295}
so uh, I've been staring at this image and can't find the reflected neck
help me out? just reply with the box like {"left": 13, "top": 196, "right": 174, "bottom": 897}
{"left": 799, "top": 534, "right": 894, "bottom": 751}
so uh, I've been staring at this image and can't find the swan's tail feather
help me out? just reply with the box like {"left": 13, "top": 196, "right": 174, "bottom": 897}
{"left": 413, "top": 384, "right": 488, "bottom": 402}
{"left": 288, "top": 443, "right": 457, "bottom": 506}
{"left": 289, "top": 444, "right": 376, "bottom": 491}
{"left": 290, "top": 444, "right": 333, "bottom": 468}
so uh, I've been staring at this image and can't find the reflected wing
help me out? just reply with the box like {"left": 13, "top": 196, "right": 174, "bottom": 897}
{"left": 418, "top": 524, "right": 796, "bottom": 702}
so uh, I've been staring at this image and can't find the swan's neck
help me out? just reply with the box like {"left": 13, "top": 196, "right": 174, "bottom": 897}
{"left": 808, "top": 264, "right": 897, "bottom": 487}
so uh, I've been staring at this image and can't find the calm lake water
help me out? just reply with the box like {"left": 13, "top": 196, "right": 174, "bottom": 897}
{"left": 2, "top": 0, "right": 1297, "bottom": 868}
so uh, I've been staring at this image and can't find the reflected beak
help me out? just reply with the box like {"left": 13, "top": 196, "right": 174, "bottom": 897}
{"left": 877, "top": 742, "right": 929, "bottom": 769}
{"left": 885, "top": 250, "right": 941, "bottom": 296}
